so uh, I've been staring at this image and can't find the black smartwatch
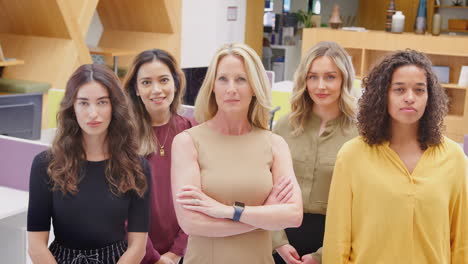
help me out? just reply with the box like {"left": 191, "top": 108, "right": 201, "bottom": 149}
{"left": 232, "top": 201, "right": 245, "bottom": 222}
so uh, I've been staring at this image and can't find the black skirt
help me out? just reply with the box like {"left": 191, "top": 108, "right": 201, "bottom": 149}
{"left": 273, "top": 213, "right": 326, "bottom": 264}
{"left": 49, "top": 240, "right": 127, "bottom": 264}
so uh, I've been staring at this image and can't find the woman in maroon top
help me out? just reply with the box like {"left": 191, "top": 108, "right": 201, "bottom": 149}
{"left": 123, "top": 49, "right": 195, "bottom": 264}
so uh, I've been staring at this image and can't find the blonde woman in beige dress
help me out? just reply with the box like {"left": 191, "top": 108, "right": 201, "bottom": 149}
{"left": 171, "top": 43, "right": 303, "bottom": 264}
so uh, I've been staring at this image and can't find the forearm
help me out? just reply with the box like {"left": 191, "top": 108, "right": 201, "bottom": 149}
{"left": 28, "top": 246, "right": 57, "bottom": 264}
{"left": 182, "top": 211, "right": 256, "bottom": 237}
{"left": 240, "top": 203, "right": 302, "bottom": 230}
{"left": 117, "top": 246, "right": 145, "bottom": 264}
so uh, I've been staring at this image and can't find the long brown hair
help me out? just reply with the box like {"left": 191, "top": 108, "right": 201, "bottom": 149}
{"left": 48, "top": 64, "right": 148, "bottom": 197}
{"left": 123, "top": 49, "right": 186, "bottom": 156}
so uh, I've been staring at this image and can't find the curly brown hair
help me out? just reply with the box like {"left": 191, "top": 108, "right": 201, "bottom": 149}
{"left": 358, "top": 49, "right": 448, "bottom": 150}
{"left": 48, "top": 64, "right": 148, "bottom": 197}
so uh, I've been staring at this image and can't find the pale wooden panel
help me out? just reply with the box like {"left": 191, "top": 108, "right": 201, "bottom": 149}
{"left": 0, "top": 34, "right": 80, "bottom": 130}
{"left": 99, "top": 30, "right": 180, "bottom": 68}
{"left": 0, "top": 34, "right": 78, "bottom": 90}
{"left": 57, "top": 0, "right": 93, "bottom": 66}
{"left": 302, "top": 28, "right": 468, "bottom": 57}
{"left": 245, "top": 0, "right": 264, "bottom": 57}
{"left": 69, "top": 0, "right": 99, "bottom": 37}
{"left": 344, "top": 48, "right": 363, "bottom": 77}
{"left": 0, "top": 0, "right": 70, "bottom": 38}
{"left": 97, "top": 0, "right": 173, "bottom": 33}
{"left": 97, "top": 0, "right": 182, "bottom": 66}
{"left": 445, "top": 88, "right": 465, "bottom": 116}
{"left": 0, "top": 60, "right": 25, "bottom": 67}
{"left": 357, "top": 0, "right": 387, "bottom": 31}
{"left": 358, "top": 0, "right": 419, "bottom": 32}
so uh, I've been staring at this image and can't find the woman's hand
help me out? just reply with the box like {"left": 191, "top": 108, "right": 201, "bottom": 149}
{"left": 264, "top": 176, "right": 294, "bottom": 205}
{"left": 301, "top": 254, "right": 320, "bottom": 264}
{"left": 176, "top": 185, "right": 234, "bottom": 219}
{"left": 276, "top": 244, "right": 302, "bottom": 264}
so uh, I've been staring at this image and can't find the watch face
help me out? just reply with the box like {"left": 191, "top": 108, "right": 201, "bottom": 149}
{"left": 235, "top": 201, "right": 245, "bottom": 207}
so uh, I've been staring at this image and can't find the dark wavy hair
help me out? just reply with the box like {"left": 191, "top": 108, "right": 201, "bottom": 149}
{"left": 122, "top": 49, "right": 186, "bottom": 156}
{"left": 48, "top": 64, "right": 148, "bottom": 197}
{"left": 358, "top": 49, "right": 448, "bottom": 150}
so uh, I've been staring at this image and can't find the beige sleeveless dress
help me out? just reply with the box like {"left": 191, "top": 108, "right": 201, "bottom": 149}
{"left": 183, "top": 123, "right": 275, "bottom": 264}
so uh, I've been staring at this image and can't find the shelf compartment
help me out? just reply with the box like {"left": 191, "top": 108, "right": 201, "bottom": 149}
{"left": 435, "top": 5, "right": 468, "bottom": 9}
{"left": 442, "top": 83, "right": 467, "bottom": 89}
{"left": 344, "top": 48, "right": 363, "bottom": 77}
{"left": 445, "top": 88, "right": 466, "bottom": 116}
{"left": 426, "top": 54, "right": 468, "bottom": 84}
{"left": 442, "top": 29, "right": 468, "bottom": 33}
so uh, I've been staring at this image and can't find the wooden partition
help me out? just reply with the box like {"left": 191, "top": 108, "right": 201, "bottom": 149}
{"left": 245, "top": 0, "right": 264, "bottom": 57}
{"left": 302, "top": 28, "right": 468, "bottom": 142}
{"left": 0, "top": 0, "right": 96, "bottom": 129}
{"left": 0, "top": 0, "right": 94, "bottom": 89}
{"left": 97, "top": 0, "right": 182, "bottom": 67}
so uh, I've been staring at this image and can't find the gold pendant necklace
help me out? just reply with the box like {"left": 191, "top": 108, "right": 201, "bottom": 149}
{"left": 156, "top": 127, "right": 170, "bottom": 157}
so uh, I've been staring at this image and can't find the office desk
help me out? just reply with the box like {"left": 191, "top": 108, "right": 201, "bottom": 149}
{"left": 0, "top": 186, "right": 29, "bottom": 263}
{"left": 0, "top": 186, "right": 28, "bottom": 220}
{"left": 88, "top": 46, "right": 138, "bottom": 74}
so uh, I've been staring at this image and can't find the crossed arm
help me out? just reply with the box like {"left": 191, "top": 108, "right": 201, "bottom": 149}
{"left": 171, "top": 132, "right": 303, "bottom": 237}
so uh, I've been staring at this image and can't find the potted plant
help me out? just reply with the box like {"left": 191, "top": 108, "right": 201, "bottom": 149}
{"left": 294, "top": 10, "right": 320, "bottom": 28}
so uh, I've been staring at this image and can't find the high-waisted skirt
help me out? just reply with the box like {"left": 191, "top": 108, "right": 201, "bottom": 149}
{"left": 49, "top": 240, "right": 127, "bottom": 264}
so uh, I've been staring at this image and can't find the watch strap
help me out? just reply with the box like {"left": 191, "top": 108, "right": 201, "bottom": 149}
{"left": 232, "top": 201, "right": 245, "bottom": 222}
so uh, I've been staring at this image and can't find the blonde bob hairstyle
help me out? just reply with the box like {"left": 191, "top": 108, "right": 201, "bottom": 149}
{"left": 194, "top": 43, "right": 272, "bottom": 130}
{"left": 289, "top": 41, "right": 358, "bottom": 136}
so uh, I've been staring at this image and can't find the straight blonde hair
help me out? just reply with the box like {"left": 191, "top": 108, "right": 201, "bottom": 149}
{"left": 194, "top": 43, "right": 271, "bottom": 130}
{"left": 289, "top": 41, "right": 358, "bottom": 136}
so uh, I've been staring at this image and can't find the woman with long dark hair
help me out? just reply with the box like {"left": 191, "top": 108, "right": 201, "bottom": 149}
{"left": 123, "top": 49, "right": 195, "bottom": 264}
{"left": 27, "top": 64, "right": 151, "bottom": 264}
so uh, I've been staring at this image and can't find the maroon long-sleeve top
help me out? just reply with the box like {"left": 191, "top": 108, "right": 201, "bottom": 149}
{"left": 141, "top": 114, "right": 195, "bottom": 264}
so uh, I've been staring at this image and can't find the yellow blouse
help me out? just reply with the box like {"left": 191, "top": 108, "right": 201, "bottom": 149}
{"left": 323, "top": 136, "right": 468, "bottom": 264}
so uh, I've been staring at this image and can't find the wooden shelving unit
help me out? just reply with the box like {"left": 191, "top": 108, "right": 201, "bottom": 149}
{"left": 442, "top": 29, "right": 468, "bottom": 33}
{"left": 302, "top": 28, "right": 468, "bottom": 142}
{"left": 435, "top": 5, "right": 468, "bottom": 9}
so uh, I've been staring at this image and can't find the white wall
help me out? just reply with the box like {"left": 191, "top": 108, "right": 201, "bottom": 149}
{"left": 181, "top": 0, "right": 246, "bottom": 68}
{"left": 290, "top": 0, "right": 308, "bottom": 13}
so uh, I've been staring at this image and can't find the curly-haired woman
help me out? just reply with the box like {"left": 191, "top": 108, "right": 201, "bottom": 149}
{"left": 272, "top": 41, "right": 358, "bottom": 264}
{"left": 323, "top": 50, "right": 468, "bottom": 263}
{"left": 27, "top": 64, "right": 151, "bottom": 264}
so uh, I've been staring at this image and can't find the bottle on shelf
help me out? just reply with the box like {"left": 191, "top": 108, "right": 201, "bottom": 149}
{"left": 414, "top": 0, "right": 427, "bottom": 34}
{"left": 391, "top": 11, "right": 405, "bottom": 33}
{"left": 386, "top": 0, "right": 396, "bottom": 32}
{"left": 432, "top": 13, "right": 441, "bottom": 36}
